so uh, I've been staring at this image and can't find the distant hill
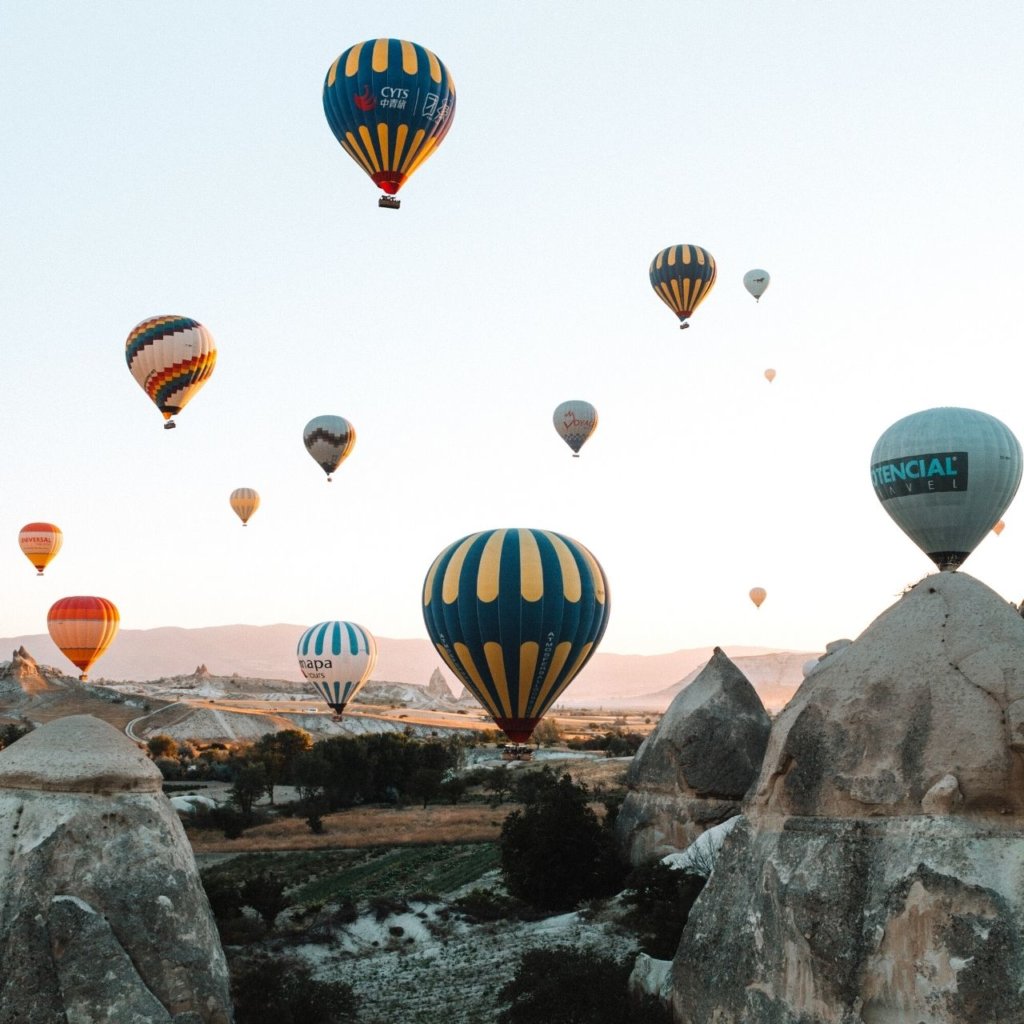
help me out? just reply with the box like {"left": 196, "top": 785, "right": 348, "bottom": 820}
{"left": 0, "top": 625, "right": 816, "bottom": 710}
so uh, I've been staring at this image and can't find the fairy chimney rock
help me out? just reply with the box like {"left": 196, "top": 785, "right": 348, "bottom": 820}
{"left": 616, "top": 647, "right": 771, "bottom": 865}
{"left": 672, "top": 573, "right": 1024, "bottom": 1024}
{"left": 0, "top": 715, "right": 232, "bottom": 1022}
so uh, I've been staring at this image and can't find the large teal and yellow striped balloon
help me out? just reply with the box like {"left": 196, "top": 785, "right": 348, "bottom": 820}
{"left": 422, "top": 529, "right": 610, "bottom": 743}
{"left": 323, "top": 38, "right": 456, "bottom": 201}
{"left": 649, "top": 245, "right": 717, "bottom": 328}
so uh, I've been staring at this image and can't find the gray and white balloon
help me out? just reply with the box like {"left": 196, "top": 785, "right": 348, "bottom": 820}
{"left": 870, "top": 407, "right": 1022, "bottom": 570}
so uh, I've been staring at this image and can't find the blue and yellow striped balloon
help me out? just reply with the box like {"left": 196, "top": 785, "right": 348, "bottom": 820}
{"left": 422, "top": 529, "right": 610, "bottom": 743}
{"left": 649, "top": 245, "right": 717, "bottom": 328}
{"left": 297, "top": 621, "right": 377, "bottom": 716}
{"left": 323, "top": 38, "right": 456, "bottom": 201}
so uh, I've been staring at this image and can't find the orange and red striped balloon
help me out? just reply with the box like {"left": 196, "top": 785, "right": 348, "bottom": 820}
{"left": 47, "top": 597, "right": 120, "bottom": 681}
{"left": 18, "top": 523, "right": 63, "bottom": 575}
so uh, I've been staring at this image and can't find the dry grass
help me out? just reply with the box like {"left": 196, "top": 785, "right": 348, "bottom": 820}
{"left": 187, "top": 802, "right": 512, "bottom": 853}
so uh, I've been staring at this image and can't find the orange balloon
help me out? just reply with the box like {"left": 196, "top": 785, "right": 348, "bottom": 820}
{"left": 19, "top": 522, "right": 63, "bottom": 575}
{"left": 993, "top": 519, "right": 1006, "bottom": 536}
{"left": 47, "top": 596, "right": 120, "bottom": 681}
{"left": 749, "top": 587, "right": 767, "bottom": 609}
{"left": 764, "top": 368, "right": 776, "bottom": 383}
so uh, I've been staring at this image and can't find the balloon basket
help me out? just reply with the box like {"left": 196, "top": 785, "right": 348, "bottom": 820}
{"left": 679, "top": 322, "right": 690, "bottom": 330}
{"left": 378, "top": 195, "right": 401, "bottom": 210}
{"left": 501, "top": 744, "right": 534, "bottom": 762}
{"left": 164, "top": 421, "right": 177, "bottom": 430}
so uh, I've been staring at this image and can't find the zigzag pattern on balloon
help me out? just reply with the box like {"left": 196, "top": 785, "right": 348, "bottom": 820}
{"left": 150, "top": 354, "right": 217, "bottom": 411}
{"left": 125, "top": 316, "right": 201, "bottom": 364}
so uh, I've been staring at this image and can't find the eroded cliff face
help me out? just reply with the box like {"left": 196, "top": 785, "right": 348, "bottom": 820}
{"left": 616, "top": 648, "right": 770, "bottom": 865}
{"left": 672, "top": 574, "right": 1024, "bottom": 1024}
{"left": 0, "top": 715, "right": 233, "bottom": 1024}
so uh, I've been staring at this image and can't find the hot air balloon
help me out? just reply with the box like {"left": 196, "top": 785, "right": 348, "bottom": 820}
{"left": 125, "top": 316, "right": 216, "bottom": 429}
{"left": 649, "top": 245, "right": 717, "bottom": 329}
{"left": 18, "top": 522, "right": 63, "bottom": 575}
{"left": 553, "top": 401, "right": 598, "bottom": 457}
{"left": 764, "top": 368, "right": 776, "bottom": 383}
{"left": 229, "top": 488, "right": 260, "bottom": 526}
{"left": 743, "top": 269, "right": 770, "bottom": 302}
{"left": 871, "top": 407, "right": 1022, "bottom": 571}
{"left": 297, "top": 621, "right": 377, "bottom": 717}
{"left": 749, "top": 587, "right": 767, "bottom": 608}
{"left": 47, "top": 596, "right": 120, "bottom": 681}
{"left": 994, "top": 519, "right": 1006, "bottom": 535}
{"left": 422, "top": 528, "right": 610, "bottom": 744}
{"left": 303, "top": 415, "right": 356, "bottom": 481}
{"left": 323, "top": 38, "right": 456, "bottom": 209}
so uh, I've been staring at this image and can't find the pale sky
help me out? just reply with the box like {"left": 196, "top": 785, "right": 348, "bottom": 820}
{"left": 3, "top": 2, "right": 1024, "bottom": 658}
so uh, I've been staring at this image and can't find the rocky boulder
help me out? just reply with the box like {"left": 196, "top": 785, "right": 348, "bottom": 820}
{"left": 672, "top": 572, "right": 1024, "bottom": 1023}
{"left": 0, "top": 715, "right": 233, "bottom": 1023}
{"left": 616, "top": 647, "right": 771, "bottom": 865}
{"left": 426, "top": 667, "right": 456, "bottom": 702}
{"left": 0, "top": 646, "right": 52, "bottom": 695}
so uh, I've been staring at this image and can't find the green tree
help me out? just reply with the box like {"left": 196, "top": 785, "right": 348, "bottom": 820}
{"left": 230, "top": 763, "right": 269, "bottom": 817}
{"left": 254, "top": 729, "right": 313, "bottom": 803}
{"left": 0, "top": 724, "right": 30, "bottom": 751}
{"left": 484, "top": 767, "right": 514, "bottom": 805}
{"left": 147, "top": 733, "right": 178, "bottom": 758}
{"left": 407, "top": 766, "right": 444, "bottom": 808}
{"left": 240, "top": 872, "right": 287, "bottom": 929}
{"left": 531, "top": 717, "right": 563, "bottom": 747}
{"left": 622, "top": 861, "right": 707, "bottom": 959}
{"left": 500, "top": 773, "right": 625, "bottom": 911}
{"left": 231, "top": 954, "right": 358, "bottom": 1024}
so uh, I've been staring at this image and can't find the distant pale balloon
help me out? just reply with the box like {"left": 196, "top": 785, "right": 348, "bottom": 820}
{"left": 303, "top": 415, "right": 356, "bottom": 482}
{"left": 297, "top": 621, "right": 377, "bottom": 716}
{"left": 871, "top": 407, "right": 1022, "bottom": 571}
{"left": 764, "top": 368, "right": 776, "bottom": 383}
{"left": 553, "top": 401, "right": 598, "bottom": 456}
{"left": 47, "top": 596, "right": 120, "bottom": 681}
{"left": 229, "top": 488, "right": 260, "bottom": 526}
{"left": 749, "top": 587, "right": 767, "bottom": 608}
{"left": 743, "top": 269, "right": 770, "bottom": 302}
{"left": 19, "top": 522, "right": 63, "bottom": 575}
{"left": 649, "top": 245, "right": 717, "bottom": 328}
{"left": 125, "top": 316, "right": 216, "bottom": 429}
{"left": 993, "top": 519, "right": 1006, "bottom": 536}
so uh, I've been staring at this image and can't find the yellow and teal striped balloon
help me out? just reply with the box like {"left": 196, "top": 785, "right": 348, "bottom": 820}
{"left": 323, "top": 38, "right": 456, "bottom": 202}
{"left": 649, "top": 245, "right": 717, "bottom": 328}
{"left": 422, "top": 529, "right": 610, "bottom": 743}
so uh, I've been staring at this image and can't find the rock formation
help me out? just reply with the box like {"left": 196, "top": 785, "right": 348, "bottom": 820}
{"left": 0, "top": 715, "right": 233, "bottom": 1023}
{"left": 426, "top": 667, "right": 456, "bottom": 702}
{"left": 672, "top": 572, "right": 1024, "bottom": 1023}
{"left": 0, "top": 646, "right": 52, "bottom": 695}
{"left": 616, "top": 647, "right": 771, "bottom": 866}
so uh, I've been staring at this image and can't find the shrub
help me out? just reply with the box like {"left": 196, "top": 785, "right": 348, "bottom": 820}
{"left": 230, "top": 954, "right": 358, "bottom": 1023}
{"left": 240, "top": 873, "right": 288, "bottom": 929}
{"left": 498, "top": 947, "right": 668, "bottom": 1024}
{"left": 452, "top": 888, "right": 520, "bottom": 923}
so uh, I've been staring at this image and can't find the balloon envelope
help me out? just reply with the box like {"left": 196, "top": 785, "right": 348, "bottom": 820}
{"left": 743, "top": 269, "right": 770, "bottom": 301}
{"left": 47, "top": 596, "right": 120, "bottom": 681}
{"left": 749, "top": 587, "right": 767, "bottom": 608}
{"left": 553, "top": 401, "right": 598, "bottom": 456}
{"left": 994, "top": 519, "right": 1006, "bottom": 536}
{"left": 303, "top": 415, "right": 356, "bottom": 481}
{"left": 19, "top": 522, "right": 63, "bottom": 575}
{"left": 125, "top": 316, "right": 216, "bottom": 425}
{"left": 297, "top": 621, "right": 377, "bottom": 715}
{"left": 422, "top": 528, "right": 610, "bottom": 743}
{"left": 323, "top": 38, "right": 456, "bottom": 199}
{"left": 764, "top": 368, "right": 776, "bottom": 383}
{"left": 649, "top": 245, "right": 717, "bottom": 327}
{"left": 871, "top": 407, "right": 1022, "bottom": 570}
{"left": 229, "top": 488, "right": 260, "bottom": 526}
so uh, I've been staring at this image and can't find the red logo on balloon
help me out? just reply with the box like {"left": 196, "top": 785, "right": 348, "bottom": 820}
{"left": 354, "top": 86, "right": 376, "bottom": 111}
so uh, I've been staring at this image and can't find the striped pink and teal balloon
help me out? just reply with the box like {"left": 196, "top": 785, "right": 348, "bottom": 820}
{"left": 297, "top": 621, "right": 377, "bottom": 716}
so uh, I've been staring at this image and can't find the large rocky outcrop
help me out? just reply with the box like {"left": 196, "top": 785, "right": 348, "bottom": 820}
{"left": 0, "top": 715, "right": 233, "bottom": 1023}
{"left": 672, "top": 573, "right": 1024, "bottom": 1023}
{"left": 616, "top": 647, "right": 771, "bottom": 865}
{"left": 0, "top": 646, "right": 52, "bottom": 695}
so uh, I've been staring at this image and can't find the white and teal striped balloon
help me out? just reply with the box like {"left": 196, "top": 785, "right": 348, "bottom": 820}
{"left": 871, "top": 407, "right": 1022, "bottom": 571}
{"left": 296, "top": 621, "right": 377, "bottom": 715}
